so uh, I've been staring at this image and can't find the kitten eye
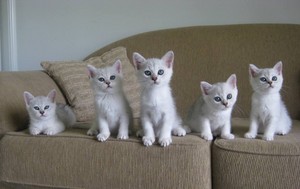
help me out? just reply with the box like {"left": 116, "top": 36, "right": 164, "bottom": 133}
{"left": 227, "top": 94, "right": 232, "bottom": 100}
{"left": 44, "top": 105, "right": 50, "bottom": 110}
{"left": 98, "top": 77, "right": 105, "bottom": 82}
{"left": 158, "top": 69, "right": 164, "bottom": 75}
{"left": 272, "top": 76, "right": 277, "bottom": 81}
{"left": 110, "top": 75, "right": 116, "bottom": 80}
{"left": 144, "top": 70, "right": 151, "bottom": 76}
{"left": 34, "top": 106, "right": 40, "bottom": 110}
{"left": 260, "top": 77, "right": 267, "bottom": 82}
{"left": 214, "top": 97, "right": 222, "bottom": 102}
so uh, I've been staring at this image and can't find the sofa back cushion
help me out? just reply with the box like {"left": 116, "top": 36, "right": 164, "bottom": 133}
{"left": 85, "top": 24, "right": 300, "bottom": 120}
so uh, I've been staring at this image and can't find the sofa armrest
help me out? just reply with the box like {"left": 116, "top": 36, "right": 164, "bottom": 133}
{"left": 0, "top": 71, "right": 67, "bottom": 138}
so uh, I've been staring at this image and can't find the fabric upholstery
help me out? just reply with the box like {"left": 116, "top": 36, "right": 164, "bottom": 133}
{"left": 212, "top": 118, "right": 300, "bottom": 189}
{"left": 0, "top": 128, "right": 212, "bottom": 189}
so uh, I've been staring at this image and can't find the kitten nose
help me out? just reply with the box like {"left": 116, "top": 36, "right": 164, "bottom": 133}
{"left": 222, "top": 101, "right": 228, "bottom": 107}
{"left": 40, "top": 111, "right": 45, "bottom": 115}
{"left": 152, "top": 76, "right": 157, "bottom": 81}
{"left": 267, "top": 81, "right": 272, "bottom": 85}
{"left": 106, "top": 81, "right": 111, "bottom": 85}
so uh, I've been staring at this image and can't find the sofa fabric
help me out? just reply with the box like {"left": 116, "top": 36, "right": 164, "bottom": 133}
{"left": 0, "top": 24, "right": 300, "bottom": 189}
{"left": 0, "top": 128, "right": 211, "bottom": 189}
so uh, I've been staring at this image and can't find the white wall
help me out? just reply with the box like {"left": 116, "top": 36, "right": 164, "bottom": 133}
{"left": 1, "top": 0, "right": 300, "bottom": 71}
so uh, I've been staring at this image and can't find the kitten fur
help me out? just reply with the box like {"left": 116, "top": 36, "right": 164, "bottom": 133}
{"left": 87, "top": 60, "right": 133, "bottom": 142}
{"left": 132, "top": 51, "right": 187, "bottom": 147}
{"left": 185, "top": 74, "right": 238, "bottom": 140}
{"left": 245, "top": 61, "right": 292, "bottom": 141}
{"left": 24, "top": 89, "right": 76, "bottom": 135}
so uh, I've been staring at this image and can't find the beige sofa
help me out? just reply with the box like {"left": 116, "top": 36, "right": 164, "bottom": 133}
{"left": 0, "top": 24, "right": 299, "bottom": 189}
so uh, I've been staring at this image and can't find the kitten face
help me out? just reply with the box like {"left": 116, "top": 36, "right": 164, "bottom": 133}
{"left": 24, "top": 90, "right": 57, "bottom": 120}
{"left": 249, "top": 61, "right": 283, "bottom": 95}
{"left": 87, "top": 60, "right": 123, "bottom": 94}
{"left": 201, "top": 74, "right": 238, "bottom": 111}
{"left": 132, "top": 51, "right": 174, "bottom": 87}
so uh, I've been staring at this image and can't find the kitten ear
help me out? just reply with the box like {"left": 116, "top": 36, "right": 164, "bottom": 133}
{"left": 47, "top": 89, "right": 56, "bottom": 103}
{"left": 273, "top": 61, "right": 283, "bottom": 75}
{"left": 87, "top": 64, "right": 97, "bottom": 78}
{"left": 226, "top": 74, "right": 237, "bottom": 88}
{"left": 200, "top": 81, "right": 213, "bottom": 95}
{"left": 132, "top": 52, "right": 146, "bottom": 70}
{"left": 162, "top": 51, "right": 174, "bottom": 68}
{"left": 113, "top": 59, "right": 122, "bottom": 74}
{"left": 249, "top": 64, "right": 260, "bottom": 77}
{"left": 23, "top": 91, "right": 35, "bottom": 106}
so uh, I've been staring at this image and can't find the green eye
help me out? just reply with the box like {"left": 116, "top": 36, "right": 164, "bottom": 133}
{"left": 98, "top": 77, "right": 105, "bottom": 82}
{"left": 110, "top": 75, "right": 116, "bottom": 80}
{"left": 214, "top": 97, "right": 222, "bottom": 102}
{"left": 144, "top": 70, "right": 151, "bottom": 76}
{"left": 158, "top": 69, "right": 164, "bottom": 75}
{"left": 227, "top": 94, "right": 232, "bottom": 100}
{"left": 260, "top": 77, "right": 267, "bottom": 82}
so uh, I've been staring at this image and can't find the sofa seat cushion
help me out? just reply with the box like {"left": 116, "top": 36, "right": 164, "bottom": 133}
{"left": 212, "top": 118, "right": 300, "bottom": 189}
{"left": 0, "top": 127, "right": 212, "bottom": 189}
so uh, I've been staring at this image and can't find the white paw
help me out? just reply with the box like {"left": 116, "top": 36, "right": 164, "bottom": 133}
{"left": 244, "top": 132, "right": 256, "bottom": 139}
{"left": 142, "top": 136, "right": 155, "bottom": 147}
{"left": 221, "top": 133, "right": 235, "bottom": 140}
{"left": 97, "top": 133, "right": 110, "bottom": 142}
{"left": 263, "top": 134, "right": 274, "bottom": 141}
{"left": 159, "top": 137, "right": 172, "bottom": 147}
{"left": 117, "top": 133, "right": 129, "bottom": 140}
{"left": 87, "top": 128, "right": 98, "bottom": 136}
{"left": 44, "top": 129, "right": 59, "bottom": 135}
{"left": 201, "top": 133, "right": 213, "bottom": 141}
{"left": 172, "top": 127, "right": 186, "bottom": 136}
{"left": 276, "top": 130, "right": 287, "bottom": 135}
{"left": 29, "top": 128, "right": 41, "bottom": 135}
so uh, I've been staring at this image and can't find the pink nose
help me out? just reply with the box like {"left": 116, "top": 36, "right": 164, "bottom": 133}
{"left": 152, "top": 77, "right": 157, "bottom": 81}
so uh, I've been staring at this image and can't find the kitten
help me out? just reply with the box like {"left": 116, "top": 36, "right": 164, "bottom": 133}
{"left": 245, "top": 61, "right": 292, "bottom": 141}
{"left": 185, "top": 74, "right": 238, "bottom": 140}
{"left": 132, "top": 51, "right": 187, "bottom": 147}
{"left": 24, "top": 89, "right": 76, "bottom": 135}
{"left": 86, "top": 60, "right": 133, "bottom": 142}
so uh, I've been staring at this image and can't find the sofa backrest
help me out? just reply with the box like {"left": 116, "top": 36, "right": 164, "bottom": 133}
{"left": 88, "top": 24, "right": 300, "bottom": 120}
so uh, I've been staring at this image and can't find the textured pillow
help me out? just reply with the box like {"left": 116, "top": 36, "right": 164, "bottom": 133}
{"left": 41, "top": 47, "right": 140, "bottom": 122}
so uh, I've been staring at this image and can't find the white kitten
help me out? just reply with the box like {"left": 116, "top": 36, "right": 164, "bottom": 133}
{"left": 132, "top": 51, "right": 187, "bottom": 147}
{"left": 245, "top": 61, "right": 292, "bottom": 141}
{"left": 86, "top": 60, "right": 133, "bottom": 142}
{"left": 186, "top": 74, "right": 238, "bottom": 140}
{"left": 24, "top": 89, "right": 76, "bottom": 135}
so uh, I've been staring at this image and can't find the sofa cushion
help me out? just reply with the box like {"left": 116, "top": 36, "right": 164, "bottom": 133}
{"left": 0, "top": 128, "right": 212, "bottom": 189}
{"left": 212, "top": 118, "right": 300, "bottom": 189}
{"left": 41, "top": 47, "right": 140, "bottom": 122}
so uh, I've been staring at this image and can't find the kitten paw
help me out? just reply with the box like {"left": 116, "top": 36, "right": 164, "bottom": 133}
{"left": 159, "top": 137, "right": 172, "bottom": 147}
{"left": 29, "top": 128, "right": 41, "bottom": 135}
{"left": 263, "top": 135, "right": 274, "bottom": 141}
{"left": 97, "top": 133, "right": 110, "bottom": 142}
{"left": 117, "top": 134, "right": 129, "bottom": 140}
{"left": 221, "top": 133, "right": 235, "bottom": 140}
{"left": 244, "top": 132, "right": 256, "bottom": 139}
{"left": 200, "top": 133, "right": 213, "bottom": 141}
{"left": 44, "top": 130, "right": 58, "bottom": 135}
{"left": 172, "top": 127, "right": 186, "bottom": 136}
{"left": 142, "top": 136, "right": 155, "bottom": 147}
{"left": 87, "top": 128, "right": 98, "bottom": 136}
